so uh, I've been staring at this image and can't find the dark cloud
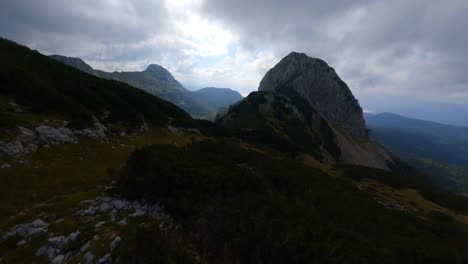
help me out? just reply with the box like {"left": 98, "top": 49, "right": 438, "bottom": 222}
{"left": 200, "top": 0, "right": 468, "bottom": 104}
{"left": 0, "top": 0, "right": 467, "bottom": 124}
{"left": 0, "top": 0, "right": 172, "bottom": 61}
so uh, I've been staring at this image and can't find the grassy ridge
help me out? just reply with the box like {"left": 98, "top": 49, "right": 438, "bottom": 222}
{"left": 0, "top": 38, "right": 192, "bottom": 129}
{"left": 117, "top": 140, "right": 468, "bottom": 263}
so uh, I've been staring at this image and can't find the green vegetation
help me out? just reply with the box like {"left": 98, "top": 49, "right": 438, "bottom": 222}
{"left": 0, "top": 128, "right": 204, "bottom": 262}
{"left": 216, "top": 90, "right": 341, "bottom": 161}
{"left": 421, "top": 191, "right": 468, "bottom": 214}
{"left": 366, "top": 113, "right": 468, "bottom": 193}
{"left": 0, "top": 38, "right": 193, "bottom": 129}
{"left": 96, "top": 68, "right": 212, "bottom": 119}
{"left": 4, "top": 36, "right": 468, "bottom": 263}
{"left": 0, "top": 129, "right": 197, "bottom": 219}
{"left": 116, "top": 219, "right": 193, "bottom": 263}
{"left": 117, "top": 140, "right": 468, "bottom": 263}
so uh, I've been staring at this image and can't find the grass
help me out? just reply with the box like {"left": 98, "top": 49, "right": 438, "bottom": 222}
{"left": 0, "top": 128, "right": 205, "bottom": 262}
{"left": 116, "top": 139, "right": 468, "bottom": 263}
{"left": 0, "top": 128, "right": 203, "bottom": 229}
{"left": 0, "top": 38, "right": 193, "bottom": 129}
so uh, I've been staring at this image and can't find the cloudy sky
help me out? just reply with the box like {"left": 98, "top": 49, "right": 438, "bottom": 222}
{"left": 1, "top": 0, "right": 467, "bottom": 125}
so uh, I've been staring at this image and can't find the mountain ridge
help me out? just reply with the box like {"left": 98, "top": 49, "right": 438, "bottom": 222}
{"left": 192, "top": 87, "right": 243, "bottom": 112}
{"left": 366, "top": 112, "right": 468, "bottom": 193}
{"left": 259, "top": 52, "right": 367, "bottom": 139}
{"left": 218, "top": 52, "right": 392, "bottom": 170}
{"left": 4, "top": 37, "right": 468, "bottom": 262}
{"left": 50, "top": 55, "right": 244, "bottom": 119}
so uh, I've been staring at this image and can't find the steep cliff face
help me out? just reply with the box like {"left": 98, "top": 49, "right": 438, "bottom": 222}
{"left": 259, "top": 52, "right": 367, "bottom": 139}
{"left": 220, "top": 52, "right": 393, "bottom": 170}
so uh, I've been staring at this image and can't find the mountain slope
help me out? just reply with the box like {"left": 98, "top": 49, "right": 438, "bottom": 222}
{"left": 114, "top": 52, "right": 468, "bottom": 262}
{"left": 366, "top": 112, "right": 468, "bottom": 142}
{"left": 219, "top": 52, "right": 392, "bottom": 170}
{"left": 191, "top": 87, "right": 243, "bottom": 111}
{"left": 116, "top": 138, "right": 468, "bottom": 263}
{"left": 50, "top": 55, "right": 213, "bottom": 118}
{"left": 0, "top": 38, "right": 193, "bottom": 130}
{"left": 259, "top": 52, "right": 367, "bottom": 139}
{"left": 4, "top": 38, "right": 468, "bottom": 263}
{"left": 366, "top": 112, "right": 468, "bottom": 193}
{"left": 49, "top": 55, "right": 97, "bottom": 76}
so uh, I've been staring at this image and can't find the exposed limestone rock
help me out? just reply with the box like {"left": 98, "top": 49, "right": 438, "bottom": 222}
{"left": 17, "top": 126, "right": 39, "bottom": 145}
{"left": 1, "top": 163, "right": 12, "bottom": 168}
{"left": 74, "top": 116, "right": 107, "bottom": 139}
{"left": 259, "top": 52, "right": 367, "bottom": 139}
{"left": 168, "top": 126, "right": 201, "bottom": 135}
{"left": 84, "top": 252, "right": 94, "bottom": 263}
{"left": 333, "top": 129, "right": 393, "bottom": 170}
{"left": 110, "top": 236, "right": 121, "bottom": 252}
{"left": 0, "top": 141, "right": 23, "bottom": 157}
{"left": 35, "top": 126, "right": 78, "bottom": 144}
{"left": 219, "top": 52, "right": 394, "bottom": 170}
{"left": 139, "top": 120, "right": 150, "bottom": 133}
{"left": 2, "top": 219, "right": 48, "bottom": 241}
{"left": 35, "top": 231, "right": 81, "bottom": 263}
{"left": 0, "top": 117, "right": 112, "bottom": 158}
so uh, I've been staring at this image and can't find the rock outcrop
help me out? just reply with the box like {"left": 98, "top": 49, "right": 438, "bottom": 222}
{"left": 35, "top": 126, "right": 78, "bottom": 145}
{"left": 0, "top": 117, "right": 108, "bottom": 159}
{"left": 219, "top": 52, "right": 393, "bottom": 170}
{"left": 259, "top": 52, "right": 367, "bottom": 139}
{"left": 74, "top": 116, "right": 107, "bottom": 139}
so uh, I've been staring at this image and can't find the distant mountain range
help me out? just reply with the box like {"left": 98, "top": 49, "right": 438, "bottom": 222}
{"left": 5, "top": 37, "right": 468, "bottom": 262}
{"left": 49, "top": 55, "right": 243, "bottom": 119}
{"left": 366, "top": 112, "right": 468, "bottom": 193}
{"left": 192, "top": 87, "right": 243, "bottom": 111}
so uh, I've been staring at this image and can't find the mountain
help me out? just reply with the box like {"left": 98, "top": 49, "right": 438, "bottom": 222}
{"left": 115, "top": 53, "right": 468, "bottom": 262}
{"left": 50, "top": 55, "right": 247, "bottom": 119}
{"left": 0, "top": 38, "right": 193, "bottom": 131}
{"left": 50, "top": 55, "right": 211, "bottom": 118}
{"left": 259, "top": 52, "right": 366, "bottom": 139}
{"left": 366, "top": 112, "right": 468, "bottom": 193}
{"left": 366, "top": 112, "right": 468, "bottom": 142}
{"left": 50, "top": 55, "right": 243, "bottom": 119}
{"left": 218, "top": 52, "right": 392, "bottom": 170}
{"left": 5, "top": 38, "right": 468, "bottom": 263}
{"left": 49, "top": 55, "right": 97, "bottom": 76}
{"left": 191, "top": 87, "right": 243, "bottom": 111}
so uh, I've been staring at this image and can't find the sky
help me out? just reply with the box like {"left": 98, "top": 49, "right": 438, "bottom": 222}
{"left": 1, "top": 0, "right": 467, "bottom": 125}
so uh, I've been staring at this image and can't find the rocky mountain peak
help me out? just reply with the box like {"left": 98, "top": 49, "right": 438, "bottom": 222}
{"left": 144, "top": 64, "right": 176, "bottom": 82}
{"left": 258, "top": 52, "right": 367, "bottom": 139}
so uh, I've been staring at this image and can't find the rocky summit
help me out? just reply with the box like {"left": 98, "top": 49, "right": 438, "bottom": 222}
{"left": 259, "top": 52, "right": 367, "bottom": 139}
{"left": 220, "top": 52, "right": 392, "bottom": 170}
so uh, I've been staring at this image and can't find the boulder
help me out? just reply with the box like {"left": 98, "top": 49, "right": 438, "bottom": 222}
{"left": 35, "top": 126, "right": 78, "bottom": 144}
{"left": 74, "top": 116, "right": 107, "bottom": 139}
{"left": 0, "top": 141, "right": 24, "bottom": 157}
{"left": 1, "top": 163, "right": 12, "bottom": 168}
{"left": 167, "top": 126, "right": 201, "bottom": 135}
{"left": 17, "top": 126, "right": 39, "bottom": 145}
{"left": 2, "top": 219, "right": 48, "bottom": 241}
